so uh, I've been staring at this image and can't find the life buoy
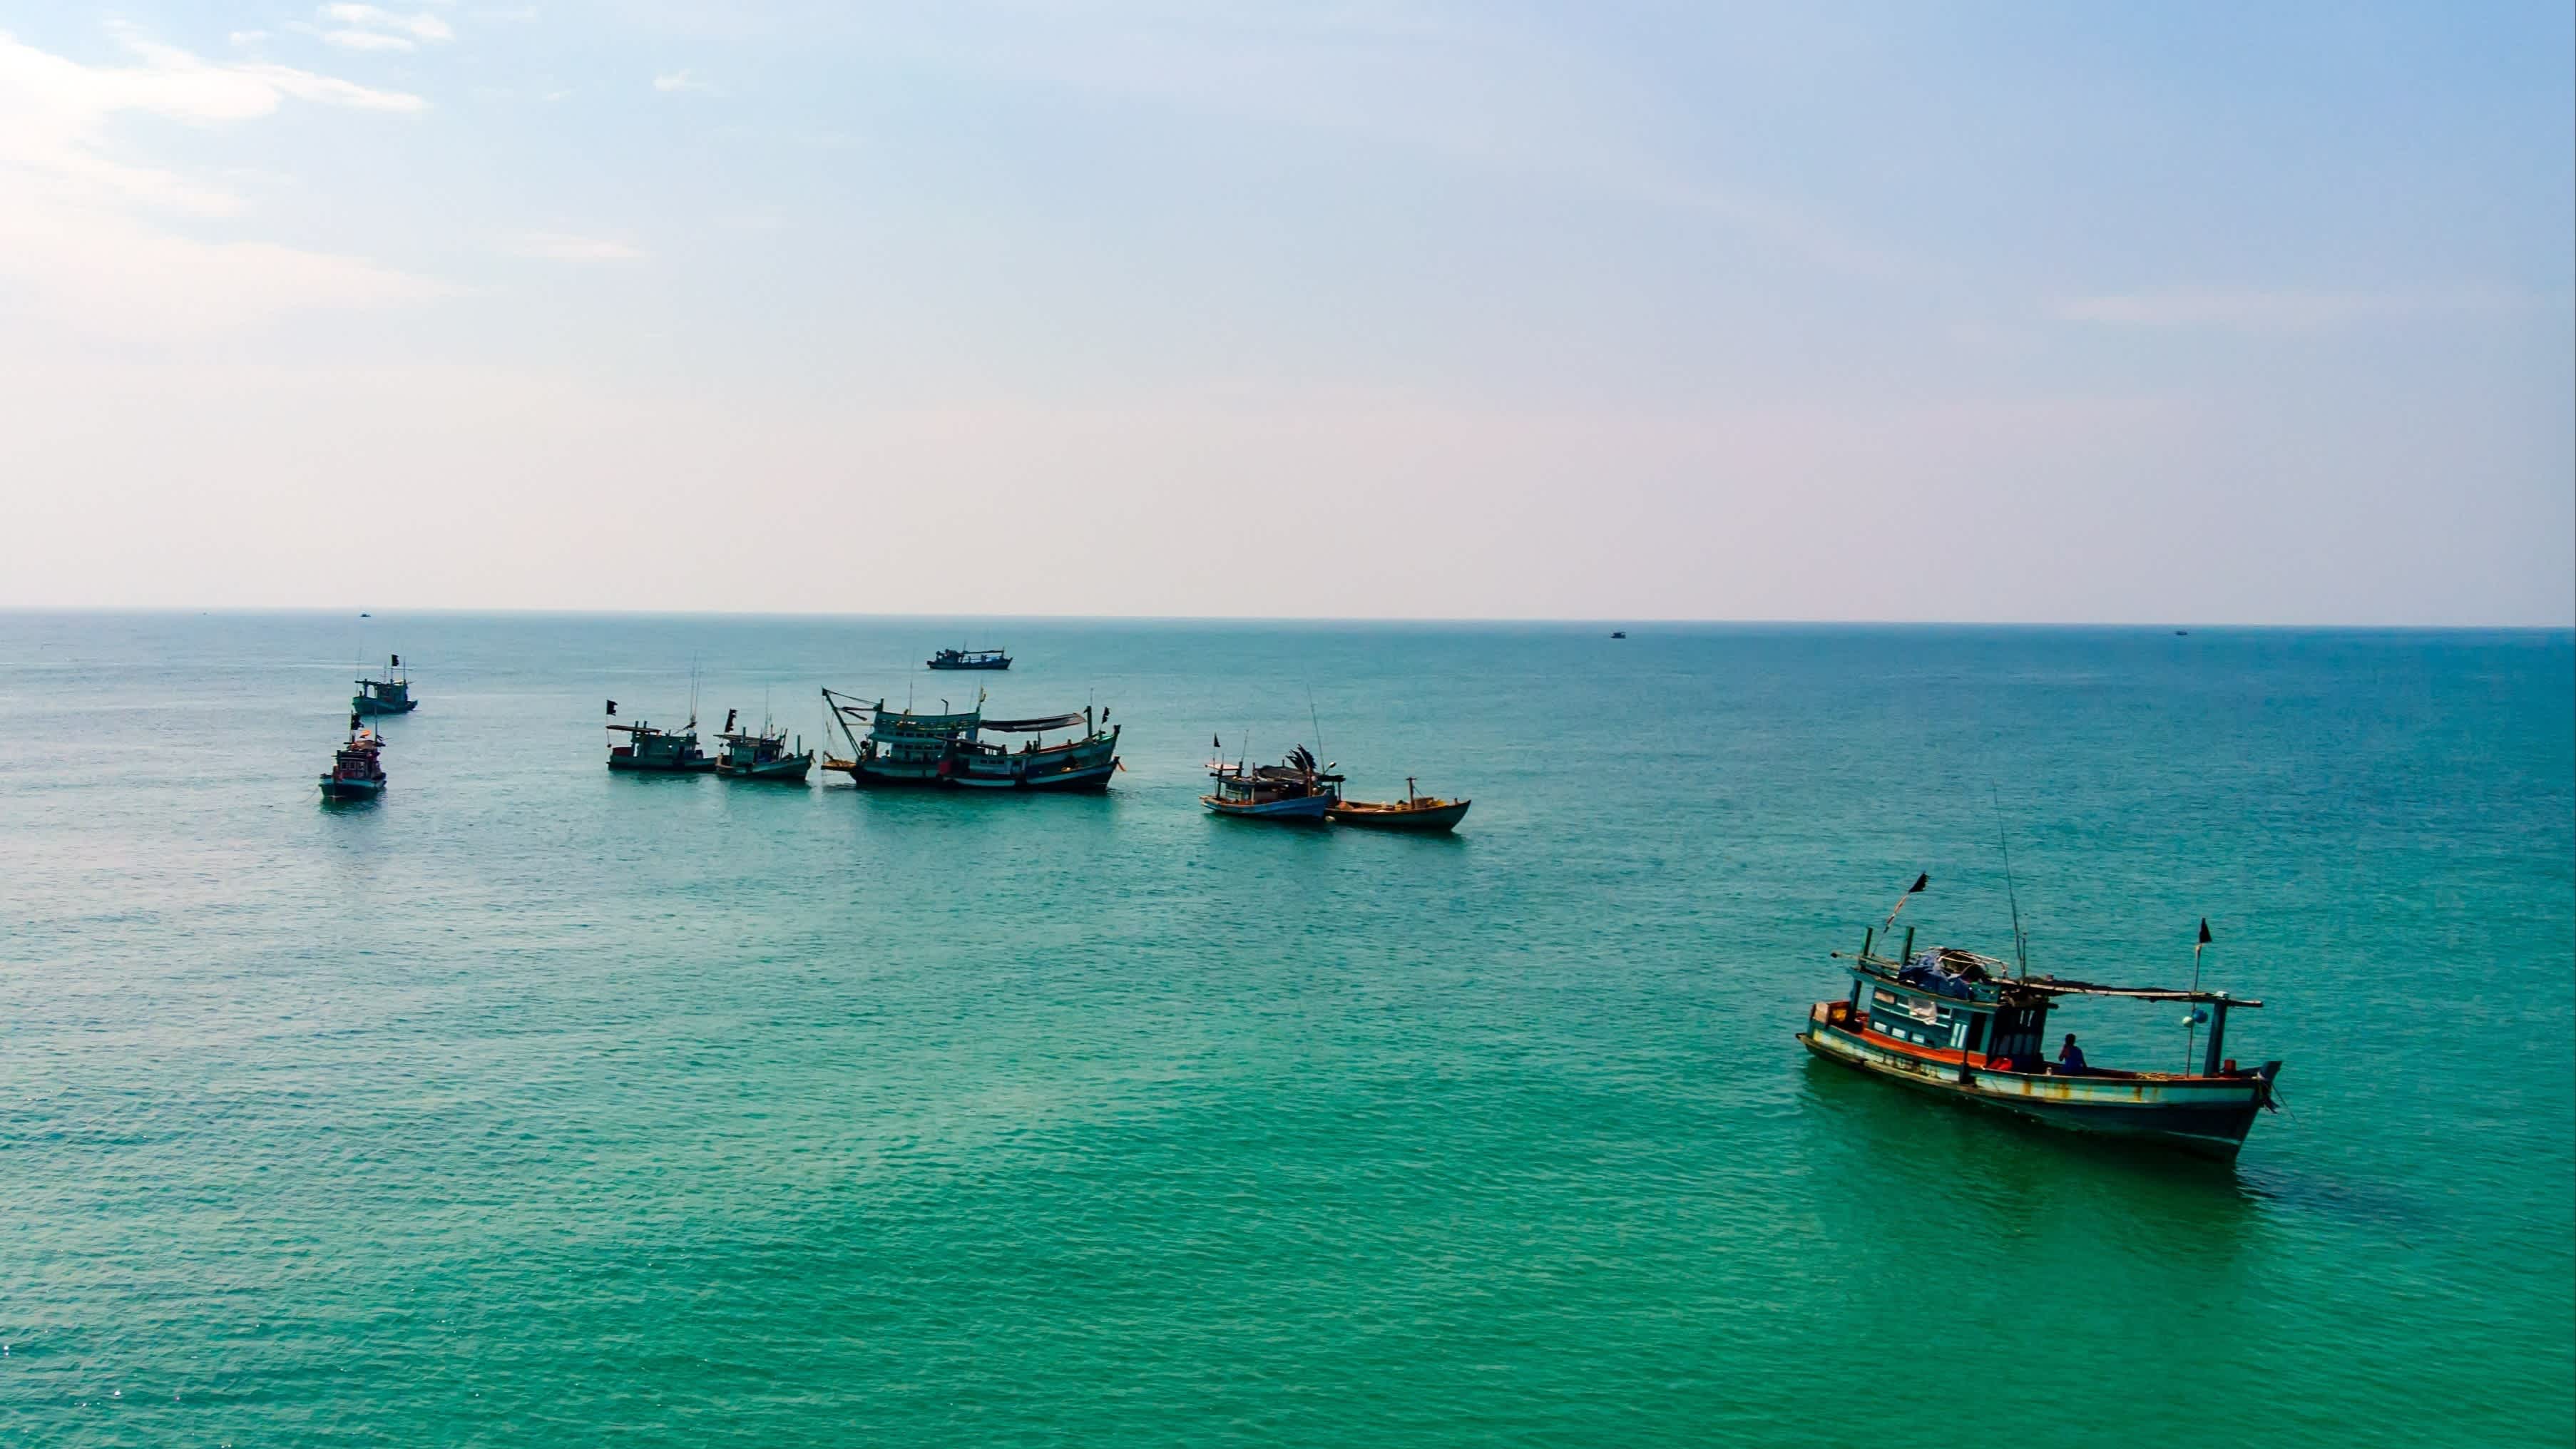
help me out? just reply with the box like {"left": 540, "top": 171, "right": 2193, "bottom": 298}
{"left": 1990, "top": 1058, "right": 2013, "bottom": 1073}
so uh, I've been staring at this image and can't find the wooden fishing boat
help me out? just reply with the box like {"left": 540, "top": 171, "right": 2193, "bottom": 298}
{"left": 352, "top": 655, "right": 417, "bottom": 716}
{"left": 605, "top": 703, "right": 712, "bottom": 773}
{"left": 1327, "top": 777, "right": 1471, "bottom": 831}
{"left": 712, "top": 709, "right": 813, "bottom": 782}
{"left": 821, "top": 689, "right": 1118, "bottom": 791}
{"left": 1796, "top": 887, "right": 2281, "bottom": 1159}
{"left": 925, "top": 647, "right": 1011, "bottom": 671}
{"left": 1203, "top": 745, "right": 1340, "bottom": 821}
{"left": 319, "top": 714, "right": 387, "bottom": 799}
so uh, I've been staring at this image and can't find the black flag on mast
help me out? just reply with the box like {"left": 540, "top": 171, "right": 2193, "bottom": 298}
{"left": 1212, "top": 733, "right": 1221, "bottom": 750}
{"left": 605, "top": 700, "right": 618, "bottom": 716}
{"left": 1881, "top": 873, "right": 1931, "bottom": 933}
{"left": 2198, "top": 918, "right": 2213, "bottom": 946}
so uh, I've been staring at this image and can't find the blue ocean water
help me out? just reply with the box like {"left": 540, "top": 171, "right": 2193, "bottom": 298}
{"left": 1, "top": 613, "right": 2569, "bottom": 1445}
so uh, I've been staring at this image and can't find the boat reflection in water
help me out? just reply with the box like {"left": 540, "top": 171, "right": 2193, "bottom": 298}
{"left": 1797, "top": 881, "right": 2281, "bottom": 1160}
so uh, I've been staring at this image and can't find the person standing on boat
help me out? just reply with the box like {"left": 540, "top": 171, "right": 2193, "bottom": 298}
{"left": 2058, "top": 1034, "right": 2089, "bottom": 1074}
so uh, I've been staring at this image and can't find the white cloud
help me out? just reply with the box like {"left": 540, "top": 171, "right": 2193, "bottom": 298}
{"left": 2054, "top": 287, "right": 2534, "bottom": 330}
{"left": 0, "top": 27, "right": 445, "bottom": 330}
{"left": 320, "top": 29, "right": 416, "bottom": 51}
{"left": 506, "top": 231, "right": 646, "bottom": 260}
{"left": 320, "top": 6, "right": 454, "bottom": 42}
{"left": 653, "top": 69, "right": 719, "bottom": 95}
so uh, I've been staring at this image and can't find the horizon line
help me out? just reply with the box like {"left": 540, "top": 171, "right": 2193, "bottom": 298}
{"left": 2, "top": 605, "right": 2570, "bottom": 633}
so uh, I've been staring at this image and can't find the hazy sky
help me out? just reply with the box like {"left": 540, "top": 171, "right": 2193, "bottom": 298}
{"left": 1, "top": 2, "right": 2568, "bottom": 623}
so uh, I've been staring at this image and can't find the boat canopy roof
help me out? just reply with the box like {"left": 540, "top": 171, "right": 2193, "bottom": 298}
{"left": 983, "top": 712, "right": 1084, "bottom": 733}
{"left": 1839, "top": 949, "right": 2260, "bottom": 1007}
{"left": 2019, "top": 976, "right": 2264, "bottom": 1007}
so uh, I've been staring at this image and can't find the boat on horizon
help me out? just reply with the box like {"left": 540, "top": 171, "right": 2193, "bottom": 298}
{"left": 1796, "top": 881, "right": 2281, "bottom": 1159}
{"left": 352, "top": 655, "right": 417, "bottom": 717}
{"left": 822, "top": 689, "right": 1118, "bottom": 790}
{"left": 1327, "top": 777, "right": 1471, "bottom": 832}
{"left": 713, "top": 708, "right": 813, "bottom": 782}
{"left": 320, "top": 713, "right": 387, "bottom": 800}
{"left": 926, "top": 647, "right": 1011, "bottom": 671}
{"left": 1203, "top": 744, "right": 1341, "bottom": 821}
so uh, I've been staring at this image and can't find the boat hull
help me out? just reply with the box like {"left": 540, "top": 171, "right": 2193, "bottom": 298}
{"left": 715, "top": 753, "right": 814, "bottom": 782}
{"left": 319, "top": 778, "right": 385, "bottom": 799}
{"left": 951, "top": 759, "right": 1117, "bottom": 791}
{"left": 1202, "top": 794, "right": 1332, "bottom": 820}
{"left": 351, "top": 697, "right": 417, "bottom": 717}
{"left": 924, "top": 660, "right": 1009, "bottom": 670}
{"left": 608, "top": 757, "right": 714, "bottom": 774}
{"left": 1798, "top": 1010, "right": 2272, "bottom": 1159}
{"left": 1327, "top": 799, "right": 1471, "bottom": 831}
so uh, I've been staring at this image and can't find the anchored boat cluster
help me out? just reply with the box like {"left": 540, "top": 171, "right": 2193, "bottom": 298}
{"left": 318, "top": 655, "right": 414, "bottom": 799}
{"left": 327, "top": 639, "right": 2283, "bottom": 1162}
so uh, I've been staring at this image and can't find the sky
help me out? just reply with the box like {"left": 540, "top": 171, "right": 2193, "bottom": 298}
{"left": 0, "top": 1, "right": 2568, "bottom": 624}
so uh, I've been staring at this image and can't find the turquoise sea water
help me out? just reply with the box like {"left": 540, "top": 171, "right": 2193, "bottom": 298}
{"left": 1, "top": 613, "right": 2570, "bottom": 1446}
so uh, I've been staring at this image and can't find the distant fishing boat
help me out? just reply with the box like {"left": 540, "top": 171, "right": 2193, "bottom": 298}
{"left": 1610, "top": 630, "right": 1627, "bottom": 639}
{"left": 1796, "top": 881, "right": 2281, "bottom": 1159}
{"left": 821, "top": 689, "right": 1118, "bottom": 790}
{"left": 926, "top": 647, "right": 1011, "bottom": 671}
{"left": 352, "top": 655, "right": 417, "bottom": 716}
{"left": 604, "top": 698, "right": 712, "bottom": 773}
{"left": 1203, "top": 744, "right": 1340, "bottom": 821}
{"left": 319, "top": 714, "right": 387, "bottom": 799}
{"left": 1328, "top": 777, "right": 1471, "bottom": 832}
{"left": 712, "top": 708, "right": 812, "bottom": 782}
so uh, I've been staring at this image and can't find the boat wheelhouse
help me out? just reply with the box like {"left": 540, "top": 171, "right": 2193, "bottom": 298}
{"left": 821, "top": 688, "right": 1119, "bottom": 791}
{"left": 1797, "top": 919, "right": 2281, "bottom": 1159}
{"left": 1203, "top": 745, "right": 1341, "bottom": 821}
{"left": 926, "top": 647, "right": 1011, "bottom": 671}
{"left": 352, "top": 655, "right": 417, "bottom": 716}
{"left": 320, "top": 715, "right": 387, "bottom": 799}
{"left": 713, "top": 708, "right": 813, "bottom": 782}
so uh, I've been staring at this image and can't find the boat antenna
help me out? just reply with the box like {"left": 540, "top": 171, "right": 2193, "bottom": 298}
{"left": 1992, "top": 786, "right": 2028, "bottom": 979}
{"left": 1305, "top": 683, "right": 1326, "bottom": 761}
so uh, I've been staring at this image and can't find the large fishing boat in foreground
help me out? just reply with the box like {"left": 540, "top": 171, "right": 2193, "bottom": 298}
{"left": 821, "top": 689, "right": 1118, "bottom": 790}
{"left": 320, "top": 714, "right": 387, "bottom": 799}
{"left": 1798, "top": 886, "right": 2281, "bottom": 1159}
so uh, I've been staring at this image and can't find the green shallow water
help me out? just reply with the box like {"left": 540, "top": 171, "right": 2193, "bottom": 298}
{"left": 1, "top": 614, "right": 2569, "bottom": 1446}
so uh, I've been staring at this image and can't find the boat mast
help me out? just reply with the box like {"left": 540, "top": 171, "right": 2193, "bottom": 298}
{"left": 2182, "top": 918, "right": 2213, "bottom": 1071}
{"left": 1993, "top": 787, "right": 2028, "bottom": 979}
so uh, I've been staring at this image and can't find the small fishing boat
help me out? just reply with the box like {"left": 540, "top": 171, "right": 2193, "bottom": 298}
{"left": 319, "top": 714, "right": 387, "bottom": 799}
{"left": 352, "top": 655, "right": 417, "bottom": 716}
{"left": 1327, "top": 777, "right": 1471, "bottom": 832}
{"left": 712, "top": 709, "right": 813, "bottom": 782}
{"left": 1610, "top": 630, "right": 1627, "bottom": 639}
{"left": 604, "top": 699, "right": 713, "bottom": 773}
{"left": 1796, "top": 882, "right": 2281, "bottom": 1159}
{"left": 1203, "top": 744, "right": 1341, "bottom": 821}
{"left": 821, "top": 689, "right": 1120, "bottom": 790}
{"left": 926, "top": 647, "right": 1011, "bottom": 671}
